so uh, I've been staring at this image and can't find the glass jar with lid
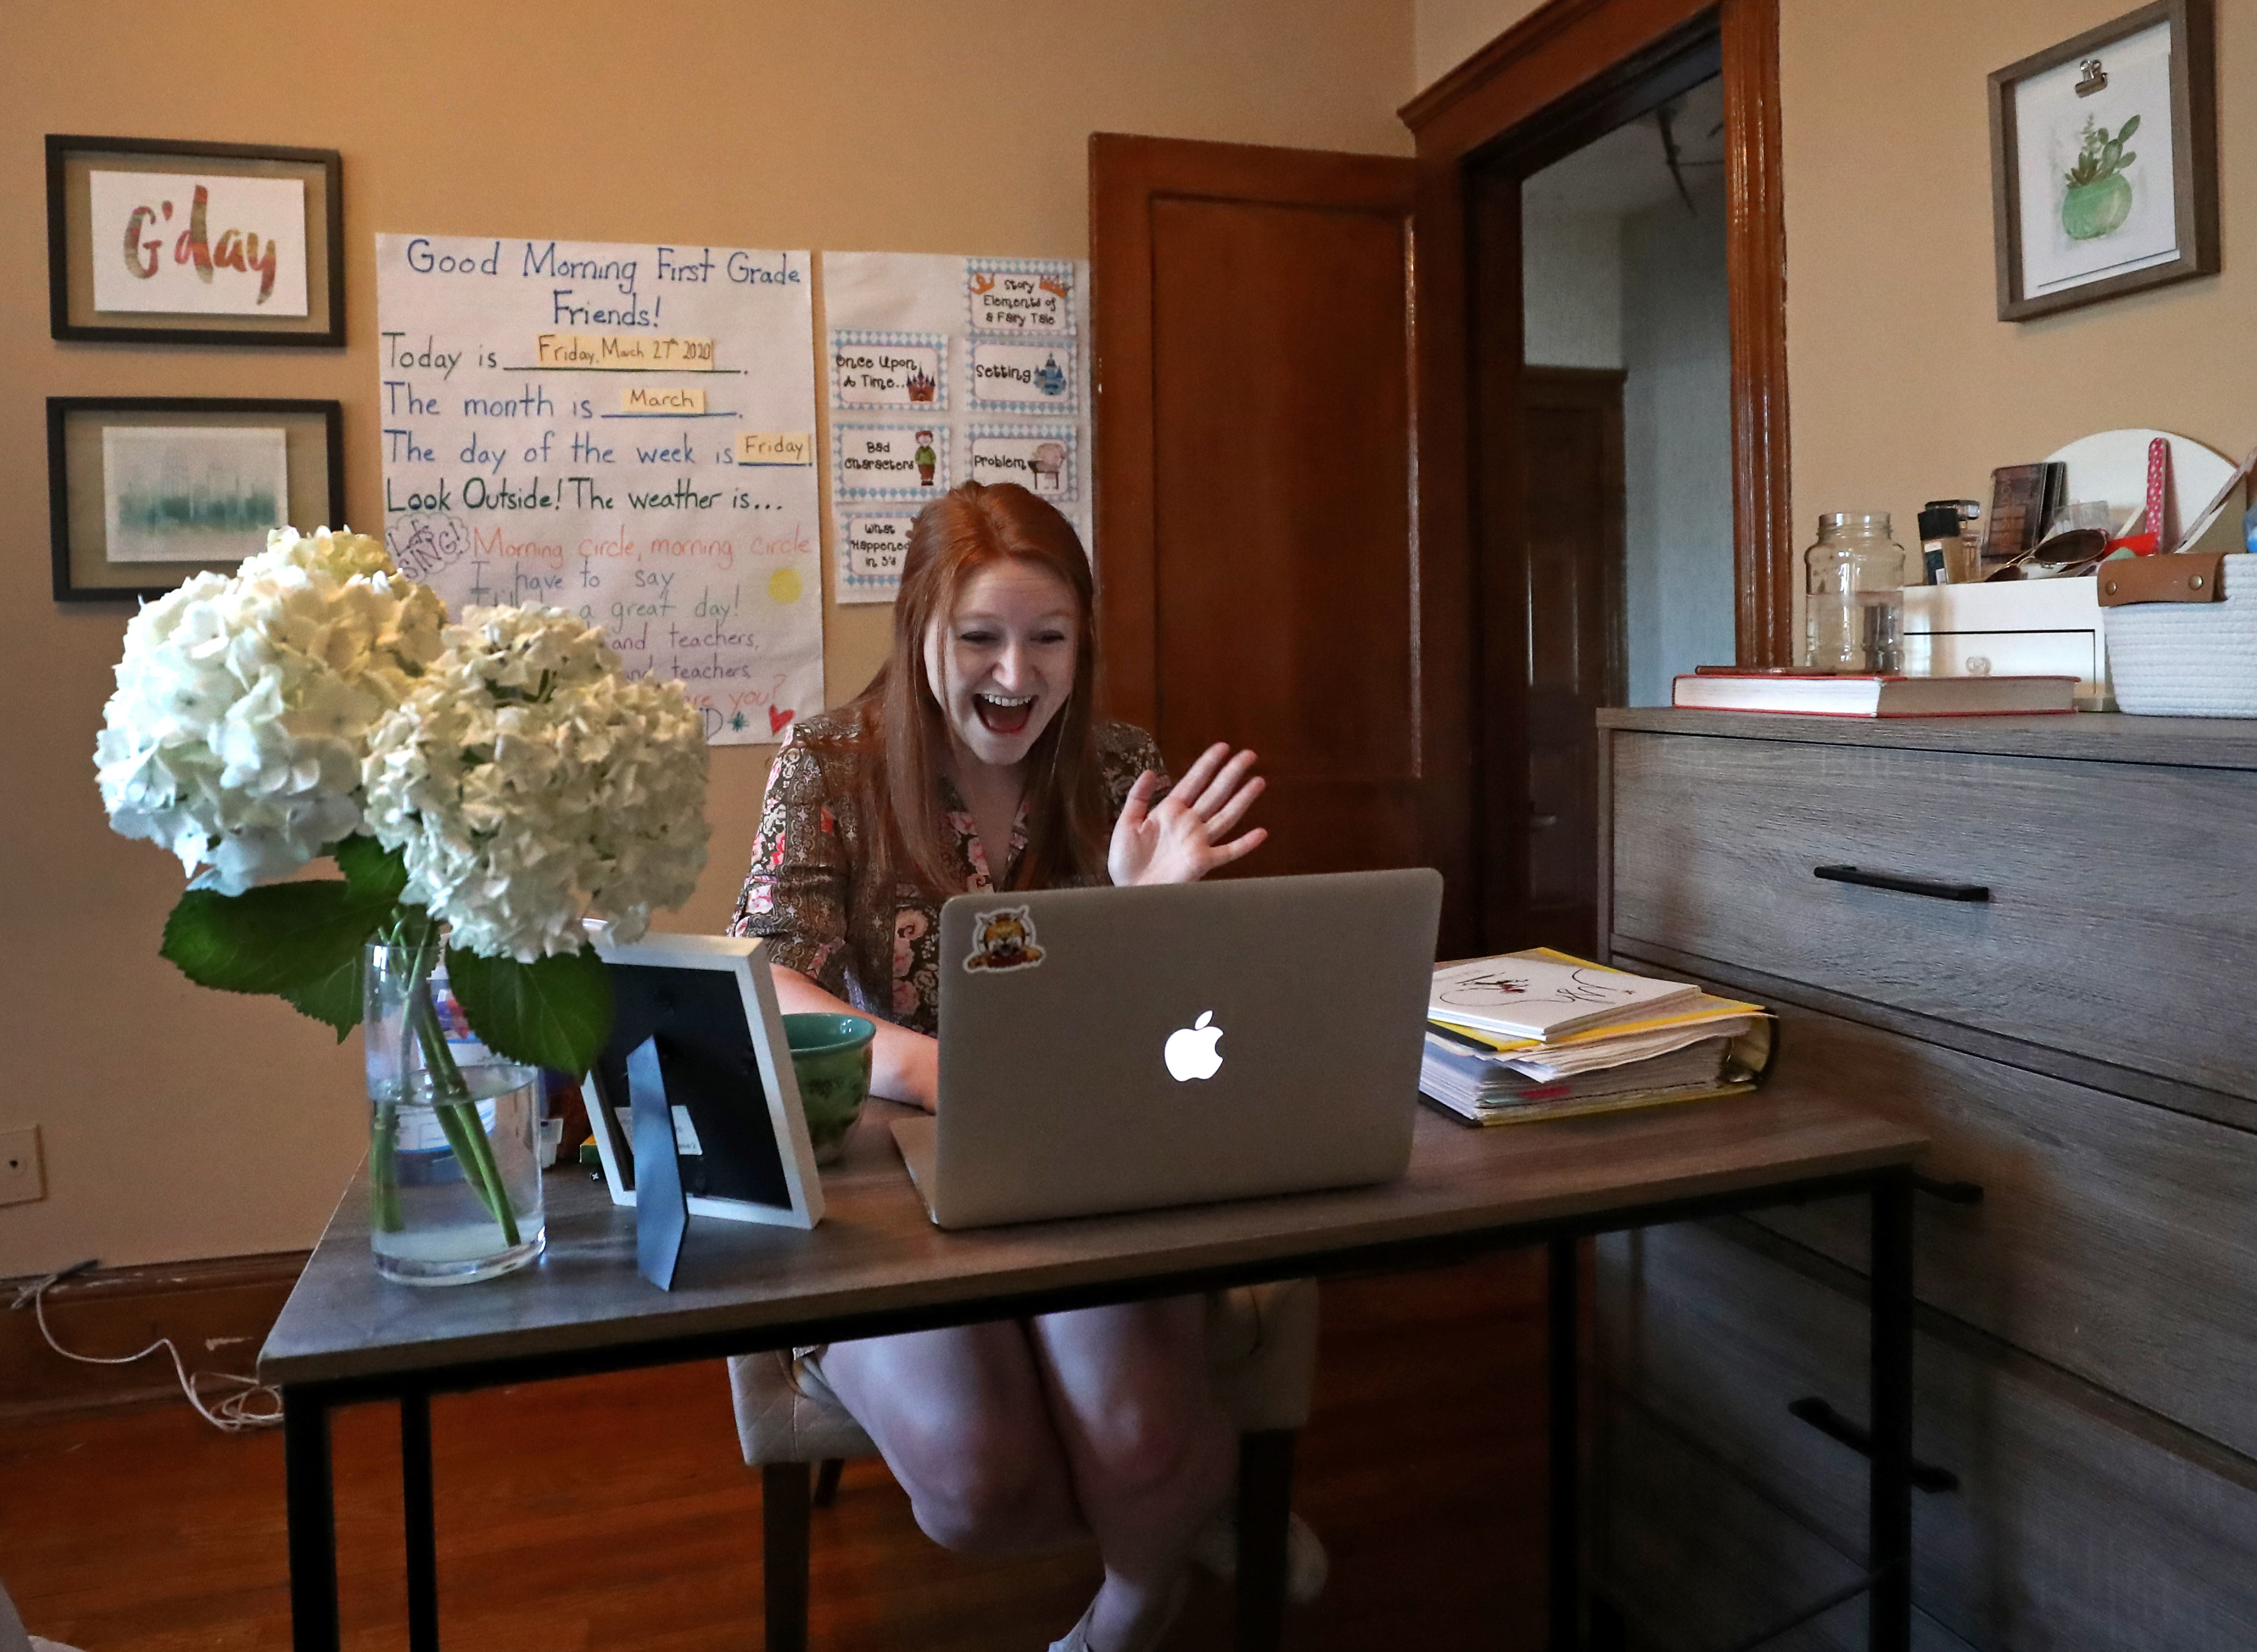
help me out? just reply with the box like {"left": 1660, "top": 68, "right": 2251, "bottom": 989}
{"left": 1803, "top": 512, "right": 1909, "bottom": 673}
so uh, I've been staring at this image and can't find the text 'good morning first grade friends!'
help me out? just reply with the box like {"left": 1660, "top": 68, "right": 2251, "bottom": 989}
{"left": 374, "top": 235, "right": 824, "bottom": 746}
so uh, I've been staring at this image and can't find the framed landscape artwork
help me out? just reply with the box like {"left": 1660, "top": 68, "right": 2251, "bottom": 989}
{"left": 1988, "top": 0, "right": 2217, "bottom": 321}
{"left": 46, "top": 135, "right": 344, "bottom": 346}
{"left": 48, "top": 397, "right": 345, "bottom": 602}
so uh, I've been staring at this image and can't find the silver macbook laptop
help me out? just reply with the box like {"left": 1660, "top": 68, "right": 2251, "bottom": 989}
{"left": 891, "top": 867, "right": 1442, "bottom": 1228}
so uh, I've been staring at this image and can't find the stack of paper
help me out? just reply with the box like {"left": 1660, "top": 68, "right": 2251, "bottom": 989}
{"left": 1429, "top": 951, "right": 1704, "bottom": 1040}
{"left": 1422, "top": 949, "right": 1772, "bottom": 1126}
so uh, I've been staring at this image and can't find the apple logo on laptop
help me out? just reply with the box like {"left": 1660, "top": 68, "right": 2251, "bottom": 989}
{"left": 1164, "top": 1011, "right": 1224, "bottom": 1082}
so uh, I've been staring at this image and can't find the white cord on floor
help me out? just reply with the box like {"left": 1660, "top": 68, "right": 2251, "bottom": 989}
{"left": 9, "top": 1263, "right": 282, "bottom": 1434}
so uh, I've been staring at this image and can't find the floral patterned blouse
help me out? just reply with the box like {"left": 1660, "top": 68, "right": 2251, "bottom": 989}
{"left": 727, "top": 710, "right": 1168, "bottom": 1036}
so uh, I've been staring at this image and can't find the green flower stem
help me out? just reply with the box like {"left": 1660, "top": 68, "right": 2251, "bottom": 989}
{"left": 370, "top": 925, "right": 443, "bottom": 1237}
{"left": 426, "top": 1095, "right": 520, "bottom": 1245}
{"left": 371, "top": 1099, "right": 404, "bottom": 1233}
{"left": 370, "top": 922, "right": 437, "bottom": 1237}
{"left": 386, "top": 921, "right": 524, "bottom": 1247}
{"left": 367, "top": 919, "right": 524, "bottom": 1248}
{"left": 438, "top": 1088, "right": 518, "bottom": 1245}
{"left": 407, "top": 979, "right": 522, "bottom": 1247}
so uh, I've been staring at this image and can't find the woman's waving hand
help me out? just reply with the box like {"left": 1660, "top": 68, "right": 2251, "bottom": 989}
{"left": 1107, "top": 742, "right": 1268, "bottom": 886}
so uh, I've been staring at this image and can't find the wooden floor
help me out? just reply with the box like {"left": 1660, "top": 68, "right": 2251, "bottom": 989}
{"left": 0, "top": 1255, "right": 1550, "bottom": 1651}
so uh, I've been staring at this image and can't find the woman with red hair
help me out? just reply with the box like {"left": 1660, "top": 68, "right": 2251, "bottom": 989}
{"left": 729, "top": 481, "right": 1270, "bottom": 1651}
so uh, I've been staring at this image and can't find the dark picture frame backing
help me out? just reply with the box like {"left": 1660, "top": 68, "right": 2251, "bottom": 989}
{"left": 48, "top": 397, "right": 346, "bottom": 603}
{"left": 1988, "top": 0, "right": 2217, "bottom": 323}
{"left": 47, "top": 133, "right": 345, "bottom": 346}
{"left": 583, "top": 931, "right": 826, "bottom": 1232}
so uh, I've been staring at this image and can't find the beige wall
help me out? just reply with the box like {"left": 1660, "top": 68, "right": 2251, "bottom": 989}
{"left": 0, "top": 0, "right": 1414, "bottom": 1273}
{"left": 1416, "top": 0, "right": 1547, "bottom": 88}
{"left": 1780, "top": 0, "right": 2253, "bottom": 561}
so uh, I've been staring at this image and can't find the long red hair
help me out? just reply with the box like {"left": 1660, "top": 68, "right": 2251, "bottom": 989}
{"left": 843, "top": 481, "right": 1109, "bottom": 907}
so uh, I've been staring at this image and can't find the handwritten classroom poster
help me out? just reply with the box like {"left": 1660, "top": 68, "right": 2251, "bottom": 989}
{"left": 820, "top": 251, "right": 1092, "bottom": 604}
{"left": 374, "top": 234, "right": 823, "bottom": 746}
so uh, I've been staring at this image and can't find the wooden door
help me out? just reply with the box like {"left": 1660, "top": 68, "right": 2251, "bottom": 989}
{"left": 1517, "top": 368, "right": 1625, "bottom": 958}
{"left": 1090, "top": 136, "right": 1472, "bottom": 942}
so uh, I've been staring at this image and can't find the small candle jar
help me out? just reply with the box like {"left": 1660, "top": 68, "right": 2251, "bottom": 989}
{"left": 1803, "top": 513, "right": 1909, "bottom": 673}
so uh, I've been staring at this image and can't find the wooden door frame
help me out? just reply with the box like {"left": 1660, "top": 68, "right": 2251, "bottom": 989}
{"left": 1400, "top": 0, "right": 1791, "bottom": 670}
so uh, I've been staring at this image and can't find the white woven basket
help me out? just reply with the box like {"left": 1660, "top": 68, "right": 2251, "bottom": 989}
{"left": 2102, "top": 553, "right": 2257, "bottom": 716}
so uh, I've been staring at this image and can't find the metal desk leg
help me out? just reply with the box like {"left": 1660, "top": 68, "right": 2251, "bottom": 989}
{"left": 1235, "top": 1429, "right": 1294, "bottom": 1652}
{"left": 283, "top": 1388, "right": 340, "bottom": 1652}
{"left": 762, "top": 1463, "right": 813, "bottom": 1652}
{"left": 402, "top": 1392, "right": 440, "bottom": 1652}
{"left": 1869, "top": 1170, "right": 1915, "bottom": 1652}
{"left": 1550, "top": 1236, "right": 1580, "bottom": 1652}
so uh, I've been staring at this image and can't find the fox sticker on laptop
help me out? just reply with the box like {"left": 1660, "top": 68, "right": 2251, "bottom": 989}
{"left": 963, "top": 905, "right": 1045, "bottom": 973}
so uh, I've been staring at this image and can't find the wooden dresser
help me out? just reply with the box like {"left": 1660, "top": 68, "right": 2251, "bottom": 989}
{"left": 1590, "top": 709, "right": 2257, "bottom": 1651}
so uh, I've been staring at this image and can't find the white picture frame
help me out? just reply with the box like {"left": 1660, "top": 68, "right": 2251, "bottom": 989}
{"left": 584, "top": 931, "right": 824, "bottom": 1230}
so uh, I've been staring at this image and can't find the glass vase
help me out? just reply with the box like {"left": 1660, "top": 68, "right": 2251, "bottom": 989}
{"left": 363, "top": 942, "right": 546, "bottom": 1286}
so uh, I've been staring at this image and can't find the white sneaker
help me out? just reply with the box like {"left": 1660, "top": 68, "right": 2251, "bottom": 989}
{"left": 1047, "top": 1602, "right": 1096, "bottom": 1652}
{"left": 1048, "top": 1575, "right": 1191, "bottom": 1652}
{"left": 1187, "top": 1508, "right": 1329, "bottom": 1604}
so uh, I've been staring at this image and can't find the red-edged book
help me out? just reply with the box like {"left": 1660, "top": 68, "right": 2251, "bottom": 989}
{"left": 1672, "top": 670, "right": 2077, "bottom": 717}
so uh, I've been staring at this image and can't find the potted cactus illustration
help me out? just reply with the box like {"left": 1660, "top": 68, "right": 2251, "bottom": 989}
{"left": 2061, "top": 113, "right": 2139, "bottom": 240}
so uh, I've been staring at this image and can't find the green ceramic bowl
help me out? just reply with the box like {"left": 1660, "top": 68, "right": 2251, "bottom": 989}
{"left": 783, "top": 1013, "right": 876, "bottom": 1166}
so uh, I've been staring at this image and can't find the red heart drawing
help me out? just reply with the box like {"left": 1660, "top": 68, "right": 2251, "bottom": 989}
{"left": 769, "top": 705, "right": 795, "bottom": 735}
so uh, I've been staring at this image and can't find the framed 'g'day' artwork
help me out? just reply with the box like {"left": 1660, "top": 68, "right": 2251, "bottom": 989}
{"left": 1988, "top": 0, "right": 2218, "bottom": 323}
{"left": 46, "top": 134, "right": 345, "bottom": 346}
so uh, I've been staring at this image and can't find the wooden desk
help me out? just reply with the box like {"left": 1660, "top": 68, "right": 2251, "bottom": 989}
{"left": 262, "top": 1087, "right": 1925, "bottom": 1652}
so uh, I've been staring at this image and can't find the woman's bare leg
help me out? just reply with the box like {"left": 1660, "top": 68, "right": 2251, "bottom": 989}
{"left": 1030, "top": 1298, "right": 1235, "bottom": 1651}
{"left": 817, "top": 1321, "right": 1085, "bottom": 1555}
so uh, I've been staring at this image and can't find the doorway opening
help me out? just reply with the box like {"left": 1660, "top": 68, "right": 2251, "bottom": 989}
{"left": 1402, "top": 0, "right": 1788, "bottom": 957}
{"left": 1502, "top": 67, "right": 1737, "bottom": 954}
{"left": 1413, "top": 1, "right": 1781, "bottom": 959}
{"left": 1526, "top": 73, "right": 1736, "bottom": 708}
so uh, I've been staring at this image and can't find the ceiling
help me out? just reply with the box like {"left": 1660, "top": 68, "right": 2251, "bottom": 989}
{"left": 1522, "top": 75, "right": 1726, "bottom": 220}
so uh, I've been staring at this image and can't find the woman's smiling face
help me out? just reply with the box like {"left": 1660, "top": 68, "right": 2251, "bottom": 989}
{"left": 922, "top": 558, "right": 1080, "bottom": 771}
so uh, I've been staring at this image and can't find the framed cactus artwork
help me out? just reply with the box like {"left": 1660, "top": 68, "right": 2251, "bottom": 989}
{"left": 1988, "top": 0, "right": 2217, "bottom": 321}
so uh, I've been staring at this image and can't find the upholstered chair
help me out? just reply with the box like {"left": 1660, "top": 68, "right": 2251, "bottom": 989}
{"left": 0, "top": 1570, "right": 82, "bottom": 1652}
{"left": 727, "top": 1278, "right": 1321, "bottom": 1652}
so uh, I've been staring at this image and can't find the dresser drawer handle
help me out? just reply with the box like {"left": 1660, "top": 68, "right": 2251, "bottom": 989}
{"left": 1788, "top": 1396, "right": 1960, "bottom": 1493}
{"left": 1814, "top": 864, "right": 1990, "bottom": 903}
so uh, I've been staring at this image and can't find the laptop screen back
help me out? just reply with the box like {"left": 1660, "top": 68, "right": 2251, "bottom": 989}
{"left": 927, "top": 867, "right": 1441, "bottom": 1226}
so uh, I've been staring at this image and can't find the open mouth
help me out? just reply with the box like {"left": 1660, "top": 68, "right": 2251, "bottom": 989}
{"left": 974, "top": 693, "right": 1036, "bottom": 735}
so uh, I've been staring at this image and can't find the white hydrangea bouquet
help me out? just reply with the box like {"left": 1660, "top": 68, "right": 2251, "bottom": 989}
{"left": 96, "top": 528, "right": 709, "bottom": 1251}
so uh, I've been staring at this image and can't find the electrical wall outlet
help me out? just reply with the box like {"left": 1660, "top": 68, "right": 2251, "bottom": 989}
{"left": 0, "top": 1126, "right": 43, "bottom": 1206}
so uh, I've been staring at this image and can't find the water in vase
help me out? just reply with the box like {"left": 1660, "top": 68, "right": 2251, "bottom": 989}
{"left": 370, "top": 1062, "right": 547, "bottom": 1284}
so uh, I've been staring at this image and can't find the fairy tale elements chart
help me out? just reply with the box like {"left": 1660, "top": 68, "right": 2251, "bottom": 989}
{"left": 820, "top": 250, "right": 1092, "bottom": 604}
